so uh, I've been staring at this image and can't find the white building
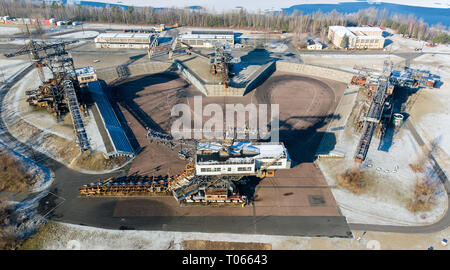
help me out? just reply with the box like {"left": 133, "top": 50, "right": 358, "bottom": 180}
{"left": 328, "top": 26, "right": 385, "bottom": 49}
{"left": 94, "top": 33, "right": 154, "bottom": 49}
{"left": 179, "top": 30, "right": 234, "bottom": 48}
{"left": 195, "top": 141, "right": 291, "bottom": 176}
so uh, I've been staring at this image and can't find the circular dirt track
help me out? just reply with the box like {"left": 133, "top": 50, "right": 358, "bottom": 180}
{"left": 111, "top": 72, "right": 201, "bottom": 175}
{"left": 253, "top": 72, "right": 342, "bottom": 165}
{"left": 112, "top": 71, "right": 345, "bottom": 174}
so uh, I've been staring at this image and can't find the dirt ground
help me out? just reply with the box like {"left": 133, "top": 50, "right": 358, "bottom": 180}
{"left": 111, "top": 72, "right": 197, "bottom": 176}
{"left": 111, "top": 70, "right": 346, "bottom": 217}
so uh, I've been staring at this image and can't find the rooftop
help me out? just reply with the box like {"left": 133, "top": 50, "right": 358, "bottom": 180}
{"left": 329, "top": 26, "right": 383, "bottom": 38}
{"left": 96, "top": 33, "right": 153, "bottom": 39}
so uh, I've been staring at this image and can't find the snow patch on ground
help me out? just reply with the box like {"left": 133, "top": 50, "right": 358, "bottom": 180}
{"left": 0, "top": 59, "right": 31, "bottom": 87}
{"left": 388, "top": 34, "right": 450, "bottom": 53}
{"left": 417, "top": 113, "right": 450, "bottom": 157}
{"left": 412, "top": 88, "right": 450, "bottom": 177}
{"left": 409, "top": 53, "right": 450, "bottom": 177}
{"left": 0, "top": 38, "right": 30, "bottom": 45}
{"left": 0, "top": 26, "right": 23, "bottom": 35}
{"left": 27, "top": 220, "right": 450, "bottom": 250}
{"left": 411, "top": 54, "right": 450, "bottom": 85}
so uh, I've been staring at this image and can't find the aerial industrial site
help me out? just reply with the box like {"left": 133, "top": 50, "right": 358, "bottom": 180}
{"left": 0, "top": 0, "right": 449, "bottom": 252}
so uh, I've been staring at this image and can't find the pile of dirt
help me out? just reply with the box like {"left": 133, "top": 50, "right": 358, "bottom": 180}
{"left": 0, "top": 149, "right": 35, "bottom": 193}
{"left": 182, "top": 240, "right": 272, "bottom": 250}
{"left": 336, "top": 168, "right": 368, "bottom": 194}
{"left": 407, "top": 179, "right": 435, "bottom": 213}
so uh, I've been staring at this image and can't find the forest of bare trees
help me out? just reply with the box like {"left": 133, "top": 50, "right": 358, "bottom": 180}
{"left": 0, "top": 1, "right": 449, "bottom": 43}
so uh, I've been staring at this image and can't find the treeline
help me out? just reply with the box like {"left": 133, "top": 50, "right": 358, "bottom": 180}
{"left": 0, "top": 0, "right": 448, "bottom": 43}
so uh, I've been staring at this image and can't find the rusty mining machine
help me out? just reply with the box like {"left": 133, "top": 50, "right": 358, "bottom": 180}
{"left": 354, "top": 60, "right": 393, "bottom": 163}
{"left": 4, "top": 39, "right": 91, "bottom": 152}
{"left": 79, "top": 174, "right": 173, "bottom": 197}
{"left": 353, "top": 60, "right": 440, "bottom": 163}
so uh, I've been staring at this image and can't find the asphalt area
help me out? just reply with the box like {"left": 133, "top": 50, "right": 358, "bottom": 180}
{"left": 77, "top": 70, "right": 351, "bottom": 237}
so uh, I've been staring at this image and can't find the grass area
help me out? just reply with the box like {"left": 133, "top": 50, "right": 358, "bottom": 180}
{"left": 17, "top": 222, "right": 60, "bottom": 250}
{"left": 407, "top": 179, "right": 435, "bottom": 213}
{"left": 0, "top": 199, "right": 19, "bottom": 250}
{"left": 0, "top": 148, "right": 35, "bottom": 193}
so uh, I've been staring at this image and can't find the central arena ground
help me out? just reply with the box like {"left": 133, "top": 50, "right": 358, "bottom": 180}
{"left": 110, "top": 71, "right": 347, "bottom": 221}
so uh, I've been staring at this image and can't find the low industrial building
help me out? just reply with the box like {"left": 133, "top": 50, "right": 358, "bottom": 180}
{"left": 94, "top": 33, "right": 154, "bottom": 49}
{"left": 179, "top": 30, "right": 234, "bottom": 48}
{"left": 195, "top": 141, "right": 291, "bottom": 176}
{"left": 306, "top": 39, "right": 323, "bottom": 50}
{"left": 75, "top": 66, "right": 97, "bottom": 84}
{"left": 328, "top": 26, "right": 385, "bottom": 49}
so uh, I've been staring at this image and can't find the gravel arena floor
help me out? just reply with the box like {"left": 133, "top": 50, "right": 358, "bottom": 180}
{"left": 110, "top": 71, "right": 347, "bottom": 218}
